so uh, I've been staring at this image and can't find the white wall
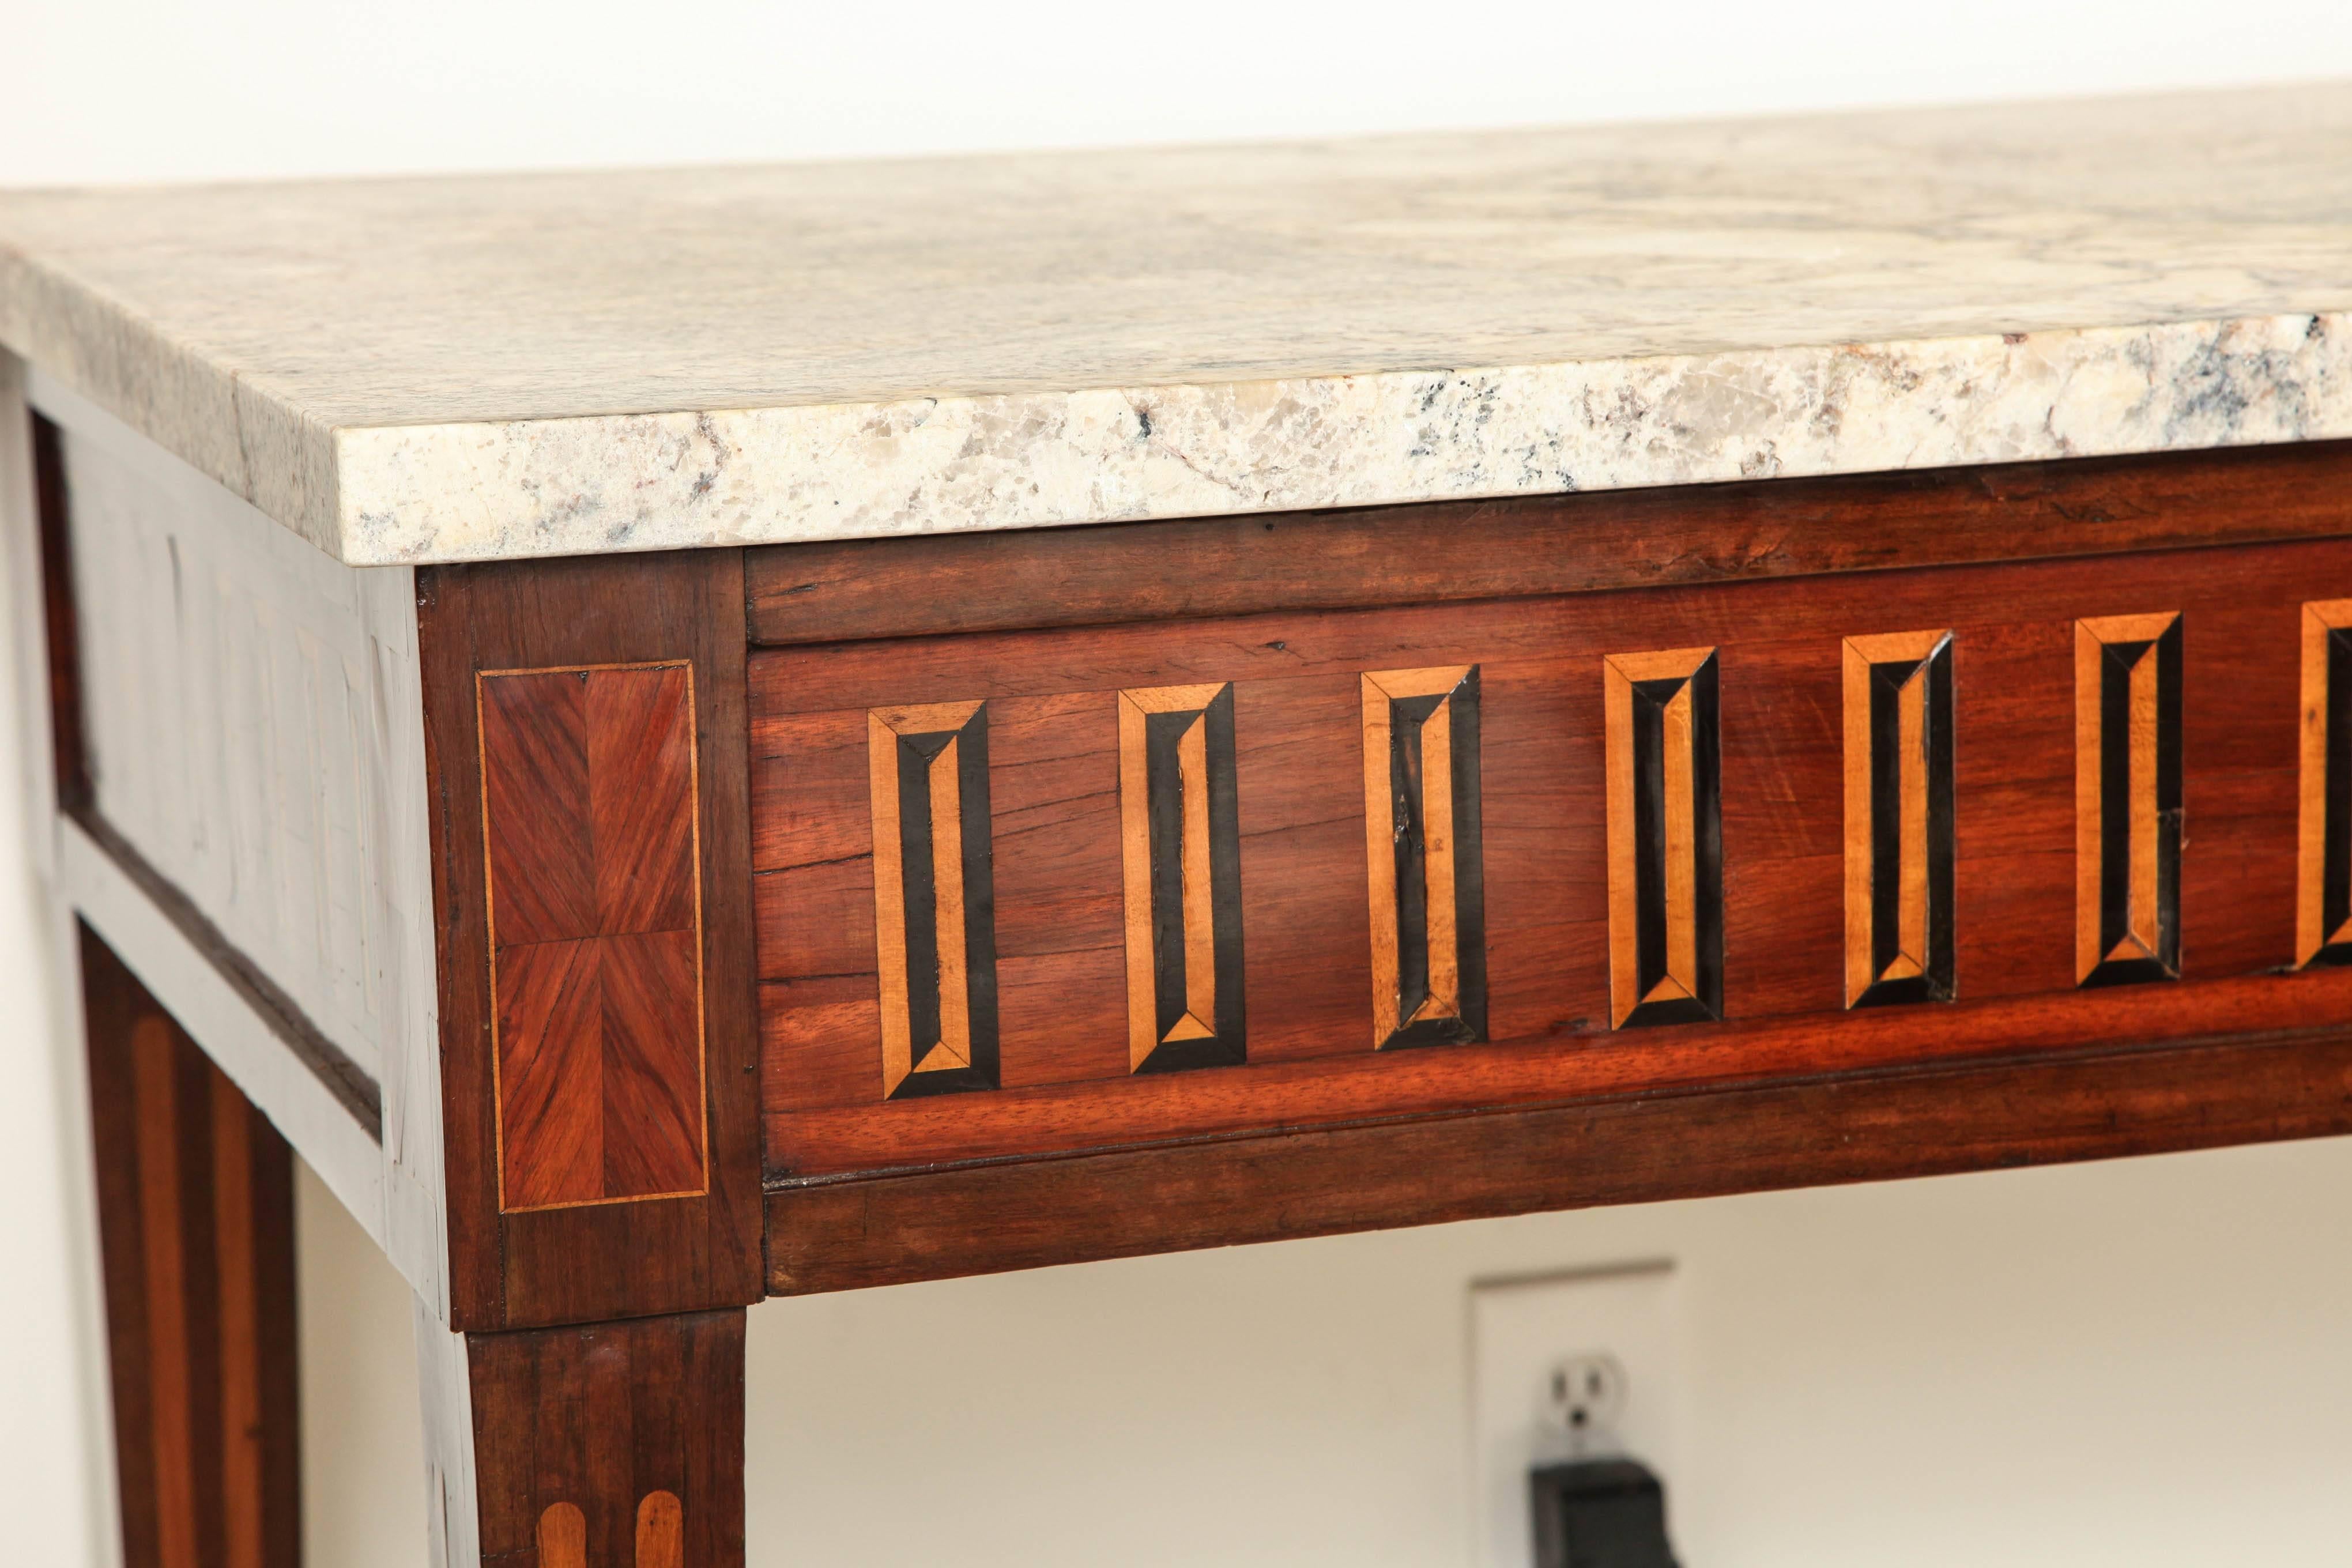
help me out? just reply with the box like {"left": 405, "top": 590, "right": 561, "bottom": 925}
{"left": 9, "top": 5, "right": 2352, "bottom": 1566}
{"left": 296, "top": 1136, "right": 2352, "bottom": 1567}
{"left": 749, "top": 1139, "right": 2352, "bottom": 1566}
{"left": 7, "top": 0, "right": 2352, "bottom": 183}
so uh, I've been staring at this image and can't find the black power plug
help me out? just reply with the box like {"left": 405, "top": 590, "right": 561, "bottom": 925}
{"left": 1529, "top": 1457, "right": 1682, "bottom": 1568}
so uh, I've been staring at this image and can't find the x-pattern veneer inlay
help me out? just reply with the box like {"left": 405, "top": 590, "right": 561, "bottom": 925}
{"left": 20, "top": 89, "right": 2352, "bottom": 1567}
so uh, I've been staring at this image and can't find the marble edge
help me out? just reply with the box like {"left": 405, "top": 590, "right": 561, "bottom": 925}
{"left": 0, "top": 244, "right": 344, "bottom": 555}
{"left": 326, "top": 312, "right": 2352, "bottom": 567}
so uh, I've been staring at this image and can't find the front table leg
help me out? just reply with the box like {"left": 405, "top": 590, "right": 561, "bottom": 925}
{"left": 419, "top": 1305, "right": 747, "bottom": 1568}
{"left": 415, "top": 550, "right": 765, "bottom": 1567}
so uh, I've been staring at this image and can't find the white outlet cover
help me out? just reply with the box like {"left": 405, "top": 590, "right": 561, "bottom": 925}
{"left": 1469, "top": 1260, "right": 1682, "bottom": 1568}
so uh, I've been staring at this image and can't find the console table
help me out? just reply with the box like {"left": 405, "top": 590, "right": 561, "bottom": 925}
{"left": 7, "top": 82, "right": 2352, "bottom": 1568}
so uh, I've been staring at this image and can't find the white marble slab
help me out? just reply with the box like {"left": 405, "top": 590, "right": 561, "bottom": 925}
{"left": 5, "top": 84, "right": 2352, "bottom": 564}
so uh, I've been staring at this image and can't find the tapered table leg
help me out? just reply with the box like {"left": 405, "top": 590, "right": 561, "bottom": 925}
{"left": 81, "top": 925, "right": 301, "bottom": 1568}
{"left": 416, "top": 1305, "right": 746, "bottom": 1568}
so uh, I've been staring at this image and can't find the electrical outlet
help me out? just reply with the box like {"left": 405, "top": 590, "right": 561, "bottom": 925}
{"left": 1469, "top": 1260, "right": 1680, "bottom": 1568}
{"left": 1546, "top": 1352, "right": 1627, "bottom": 1442}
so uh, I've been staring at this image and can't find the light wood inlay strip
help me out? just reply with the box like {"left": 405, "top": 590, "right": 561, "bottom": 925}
{"left": 537, "top": 1502, "right": 587, "bottom": 1568}
{"left": 1420, "top": 693, "right": 1459, "bottom": 1022}
{"left": 636, "top": 1491, "right": 685, "bottom": 1568}
{"left": 1604, "top": 647, "right": 1720, "bottom": 1027}
{"left": 866, "top": 711, "right": 913, "bottom": 1095}
{"left": 133, "top": 1017, "right": 199, "bottom": 1568}
{"left": 2074, "top": 625, "right": 2105, "bottom": 982}
{"left": 1118, "top": 683, "right": 1243, "bottom": 1070}
{"left": 1841, "top": 630, "right": 1954, "bottom": 1005}
{"left": 2123, "top": 644, "right": 2162, "bottom": 962}
{"left": 2075, "top": 612, "right": 2181, "bottom": 985}
{"left": 1603, "top": 662, "right": 1641, "bottom": 1025}
{"left": 209, "top": 1072, "right": 264, "bottom": 1568}
{"left": 1361, "top": 666, "right": 1483, "bottom": 1048}
{"left": 1891, "top": 665, "right": 1931, "bottom": 978}
{"left": 1841, "top": 642, "right": 1876, "bottom": 1004}
{"left": 1364, "top": 667, "right": 1473, "bottom": 700}
{"left": 926, "top": 737, "right": 971, "bottom": 1071}
{"left": 869, "top": 699, "right": 994, "bottom": 1096}
{"left": 1177, "top": 714, "right": 1217, "bottom": 1036}
{"left": 1361, "top": 677, "right": 1403, "bottom": 1045}
{"left": 1660, "top": 680, "right": 1698, "bottom": 1002}
{"left": 1118, "top": 692, "right": 1158, "bottom": 1064}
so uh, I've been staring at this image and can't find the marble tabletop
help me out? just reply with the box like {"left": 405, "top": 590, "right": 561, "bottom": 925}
{"left": 4, "top": 84, "right": 2351, "bottom": 565}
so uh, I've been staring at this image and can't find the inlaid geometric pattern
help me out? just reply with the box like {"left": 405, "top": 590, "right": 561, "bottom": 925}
{"left": 1361, "top": 666, "right": 1487, "bottom": 1050}
{"left": 469, "top": 1309, "right": 740, "bottom": 1567}
{"left": 869, "top": 700, "right": 1000, "bottom": 1098}
{"left": 1842, "top": 631, "right": 1957, "bottom": 1007}
{"left": 533, "top": 1491, "right": 681, "bottom": 1568}
{"left": 2075, "top": 613, "right": 2184, "bottom": 986}
{"left": 751, "top": 534, "right": 2352, "bottom": 1183}
{"left": 478, "top": 662, "right": 708, "bottom": 1213}
{"left": 2297, "top": 599, "right": 2352, "bottom": 967}
{"left": 1119, "top": 683, "right": 1246, "bottom": 1073}
{"left": 82, "top": 934, "right": 300, "bottom": 1568}
{"left": 1604, "top": 648, "right": 1724, "bottom": 1028}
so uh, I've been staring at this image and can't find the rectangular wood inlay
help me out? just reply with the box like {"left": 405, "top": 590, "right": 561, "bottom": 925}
{"left": 870, "top": 700, "right": 1000, "bottom": 1098}
{"left": 2298, "top": 598, "right": 2352, "bottom": 967}
{"left": 1120, "top": 683, "right": 1246, "bottom": 1072}
{"left": 82, "top": 931, "right": 300, "bottom": 1568}
{"left": 1604, "top": 647, "right": 1724, "bottom": 1028}
{"left": 1362, "top": 666, "right": 1486, "bottom": 1049}
{"left": 2075, "top": 613, "right": 2184, "bottom": 986}
{"left": 1843, "top": 631, "right": 1957, "bottom": 1007}
{"left": 479, "top": 662, "right": 708, "bottom": 1212}
{"left": 752, "top": 535, "right": 2350, "bottom": 1185}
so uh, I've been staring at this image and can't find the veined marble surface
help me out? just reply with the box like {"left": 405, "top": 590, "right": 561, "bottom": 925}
{"left": 4, "top": 84, "right": 2352, "bottom": 564}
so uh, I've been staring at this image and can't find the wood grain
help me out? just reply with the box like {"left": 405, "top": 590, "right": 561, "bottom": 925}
{"left": 82, "top": 926, "right": 300, "bottom": 1568}
{"left": 2296, "top": 598, "right": 2352, "bottom": 967}
{"left": 867, "top": 701, "right": 999, "bottom": 1096}
{"left": 767, "top": 1023, "right": 2352, "bottom": 1294}
{"left": 1118, "top": 683, "right": 1246, "bottom": 1071}
{"left": 537, "top": 1505, "right": 586, "bottom": 1568}
{"left": 419, "top": 551, "right": 762, "bottom": 1331}
{"left": 745, "top": 441, "right": 2352, "bottom": 646}
{"left": 755, "top": 536, "right": 2352, "bottom": 1186}
{"left": 30, "top": 409, "right": 91, "bottom": 811}
{"left": 2075, "top": 613, "right": 2184, "bottom": 985}
{"left": 480, "top": 664, "right": 707, "bottom": 1212}
{"left": 1842, "top": 631, "right": 1956, "bottom": 1006}
{"left": 1360, "top": 667, "right": 1484, "bottom": 1049}
{"left": 635, "top": 1492, "right": 685, "bottom": 1568}
{"left": 468, "top": 1309, "right": 743, "bottom": 1568}
{"left": 44, "top": 384, "right": 434, "bottom": 1243}
{"left": 73, "top": 812, "right": 383, "bottom": 1137}
{"left": 1603, "top": 649, "right": 1722, "bottom": 1027}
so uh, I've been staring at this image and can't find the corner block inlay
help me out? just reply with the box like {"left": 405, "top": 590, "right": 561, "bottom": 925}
{"left": 478, "top": 662, "right": 709, "bottom": 1213}
{"left": 2298, "top": 599, "right": 2352, "bottom": 967}
{"left": 1604, "top": 647, "right": 1724, "bottom": 1028}
{"left": 869, "top": 700, "right": 1000, "bottom": 1098}
{"left": 2075, "top": 612, "right": 2184, "bottom": 986}
{"left": 1842, "top": 631, "right": 1957, "bottom": 1007}
{"left": 1119, "top": 683, "right": 1246, "bottom": 1073}
{"left": 1362, "top": 666, "right": 1487, "bottom": 1050}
